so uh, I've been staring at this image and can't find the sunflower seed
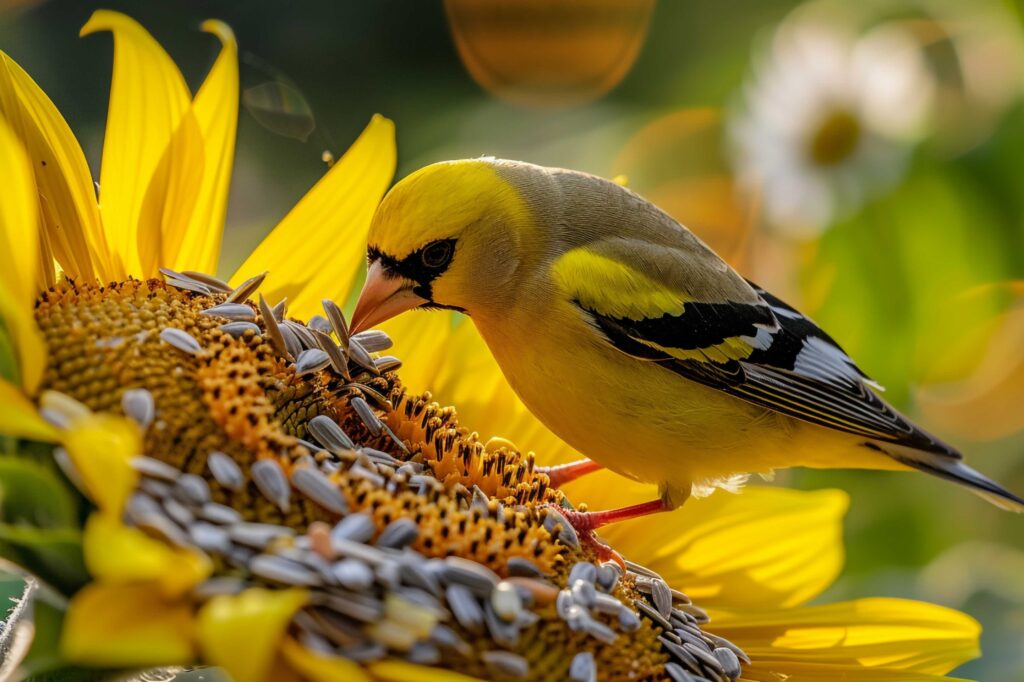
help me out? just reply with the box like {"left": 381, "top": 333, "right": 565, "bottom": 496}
{"left": 193, "top": 577, "right": 246, "bottom": 600}
{"left": 331, "top": 513, "right": 377, "bottom": 544}
{"left": 665, "top": 662, "right": 703, "bottom": 682}
{"left": 350, "top": 396, "right": 383, "bottom": 436}
{"left": 201, "top": 302, "right": 256, "bottom": 321}
{"left": 569, "top": 561, "right": 597, "bottom": 585}
{"left": 583, "top": 617, "right": 617, "bottom": 644}
{"left": 174, "top": 474, "right": 211, "bottom": 507}
{"left": 252, "top": 459, "right": 291, "bottom": 512}
{"left": 490, "top": 581, "right": 522, "bottom": 622}
{"left": 158, "top": 266, "right": 187, "bottom": 281}
{"left": 703, "top": 633, "right": 751, "bottom": 665}
{"left": 406, "top": 641, "right": 440, "bottom": 666}
{"left": 125, "top": 492, "right": 162, "bottom": 523}
{"left": 351, "top": 330, "right": 393, "bottom": 352}
{"left": 484, "top": 600, "right": 520, "bottom": 648}
{"left": 675, "top": 627, "right": 711, "bottom": 651}
{"left": 258, "top": 294, "right": 292, "bottom": 360}
{"left": 442, "top": 557, "right": 499, "bottom": 596}
{"left": 159, "top": 327, "right": 203, "bottom": 355}
{"left": 198, "top": 502, "right": 242, "bottom": 526}
{"left": 271, "top": 298, "right": 287, "bottom": 322}
{"left": 625, "top": 560, "right": 662, "bottom": 580}
{"left": 399, "top": 560, "right": 442, "bottom": 596}
{"left": 251, "top": 554, "right": 322, "bottom": 586}
{"left": 593, "top": 592, "right": 623, "bottom": 616}
{"left": 131, "top": 456, "right": 181, "bottom": 481}
{"left": 282, "top": 320, "right": 318, "bottom": 349}
{"left": 430, "top": 623, "right": 473, "bottom": 658}
{"left": 341, "top": 640, "right": 387, "bottom": 662}
{"left": 382, "top": 423, "right": 409, "bottom": 453}
{"left": 636, "top": 599, "right": 672, "bottom": 630}
{"left": 564, "top": 604, "right": 589, "bottom": 631}
{"left": 500, "top": 558, "right": 538, "bottom": 580}
{"left": 291, "top": 467, "right": 348, "bottom": 514}
{"left": 571, "top": 579, "right": 597, "bottom": 608}
{"left": 207, "top": 451, "right": 244, "bottom": 491}
{"left": 712, "top": 648, "right": 741, "bottom": 680}
{"left": 446, "top": 583, "right": 484, "bottom": 633}
{"left": 164, "top": 277, "right": 211, "bottom": 295}
{"left": 281, "top": 323, "right": 303, "bottom": 359}
{"left": 543, "top": 510, "right": 580, "bottom": 549}
{"left": 662, "top": 637, "right": 702, "bottom": 670}
{"left": 596, "top": 562, "right": 622, "bottom": 592}
{"left": 190, "top": 521, "right": 232, "bottom": 554}
{"left": 136, "top": 512, "right": 190, "bottom": 547}
{"left": 321, "top": 592, "right": 385, "bottom": 624}
{"left": 310, "top": 328, "right": 350, "bottom": 379}
{"left": 652, "top": 578, "right": 673, "bottom": 619}
{"left": 332, "top": 558, "right": 375, "bottom": 590}
{"left": 331, "top": 537, "right": 389, "bottom": 566}
{"left": 294, "top": 348, "right": 331, "bottom": 377}
{"left": 39, "top": 390, "right": 91, "bottom": 428}
{"left": 618, "top": 605, "right": 642, "bottom": 631}
{"left": 373, "top": 356, "right": 402, "bottom": 372}
{"left": 308, "top": 314, "right": 332, "bottom": 334}
{"left": 321, "top": 299, "right": 350, "bottom": 350}
{"left": 162, "top": 496, "right": 194, "bottom": 527}
{"left": 347, "top": 338, "right": 379, "bottom": 375}
{"left": 307, "top": 415, "right": 355, "bottom": 453}
{"left": 180, "top": 270, "right": 232, "bottom": 293}
{"left": 482, "top": 651, "right": 529, "bottom": 680}
{"left": 358, "top": 447, "right": 399, "bottom": 467}
{"left": 557, "top": 589, "right": 575, "bottom": 620}
{"left": 220, "top": 321, "right": 261, "bottom": 337}
{"left": 121, "top": 388, "right": 155, "bottom": 428}
{"left": 570, "top": 652, "right": 597, "bottom": 682}
{"left": 677, "top": 602, "right": 710, "bottom": 624}
{"left": 139, "top": 478, "right": 171, "bottom": 498}
{"left": 376, "top": 518, "right": 418, "bottom": 549}
{"left": 226, "top": 271, "right": 267, "bottom": 303}
{"left": 684, "top": 642, "right": 725, "bottom": 676}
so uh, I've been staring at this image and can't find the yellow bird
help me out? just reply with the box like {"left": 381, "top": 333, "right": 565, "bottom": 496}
{"left": 351, "top": 158, "right": 1023, "bottom": 540}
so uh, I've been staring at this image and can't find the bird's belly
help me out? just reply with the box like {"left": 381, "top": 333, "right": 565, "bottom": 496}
{"left": 483, "top": 322, "right": 797, "bottom": 489}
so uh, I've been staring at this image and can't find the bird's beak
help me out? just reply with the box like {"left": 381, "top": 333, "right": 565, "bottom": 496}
{"left": 350, "top": 261, "right": 426, "bottom": 334}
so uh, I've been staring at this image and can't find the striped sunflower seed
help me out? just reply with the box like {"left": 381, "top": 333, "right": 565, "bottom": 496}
{"left": 330, "top": 513, "right": 377, "bottom": 544}
{"left": 311, "top": 328, "right": 351, "bottom": 379}
{"left": 250, "top": 554, "right": 322, "bottom": 586}
{"left": 271, "top": 297, "right": 287, "bottom": 322}
{"left": 201, "top": 302, "right": 256, "bottom": 321}
{"left": 445, "top": 583, "right": 484, "bottom": 634}
{"left": 568, "top": 561, "right": 597, "bottom": 585}
{"left": 570, "top": 651, "right": 597, "bottom": 682}
{"left": 258, "top": 294, "right": 292, "bottom": 360}
{"left": 351, "top": 329, "right": 393, "bottom": 352}
{"left": 220, "top": 321, "right": 261, "bottom": 337}
{"left": 229, "top": 522, "right": 294, "bottom": 548}
{"left": 121, "top": 388, "right": 155, "bottom": 428}
{"left": 173, "top": 473, "right": 211, "bottom": 507}
{"left": 347, "top": 338, "right": 379, "bottom": 375}
{"left": 131, "top": 455, "right": 181, "bottom": 481}
{"left": 282, "top": 320, "right": 319, "bottom": 349}
{"left": 280, "top": 322, "right": 303, "bottom": 359}
{"left": 164, "top": 277, "right": 211, "bottom": 295}
{"left": 373, "top": 356, "right": 402, "bottom": 372}
{"left": 226, "top": 271, "right": 267, "bottom": 303}
{"left": 441, "top": 556, "right": 499, "bottom": 597}
{"left": 350, "top": 396, "right": 382, "bottom": 436}
{"left": 713, "top": 647, "right": 741, "bottom": 681}
{"left": 252, "top": 459, "right": 291, "bottom": 512}
{"left": 291, "top": 467, "right": 348, "bottom": 514}
{"left": 651, "top": 577, "right": 673, "bottom": 619}
{"left": 307, "top": 415, "right": 355, "bottom": 453}
{"left": 190, "top": 521, "right": 232, "bottom": 555}
{"left": 199, "top": 502, "right": 243, "bottom": 525}
{"left": 482, "top": 651, "right": 529, "bottom": 680}
{"left": 294, "top": 348, "right": 331, "bottom": 377}
{"left": 321, "top": 299, "right": 350, "bottom": 350}
{"left": 181, "top": 270, "right": 233, "bottom": 293}
{"left": 332, "top": 558, "right": 375, "bottom": 590}
{"left": 507, "top": 557, "right": 543, "bottom": 578}
{"left": 207, "top": 451, "right": 244, "bottom": 491}
{"left": 159, "top": 327, "right": 202, "bottom": 355}
{"left": 376, "top": 518, "right": 419, "bottom": 549}
{"left": 308, "top": 314, "right": 332, "bottom": 334}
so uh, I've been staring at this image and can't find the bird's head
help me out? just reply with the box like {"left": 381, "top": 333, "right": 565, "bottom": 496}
{"left": 351, "top": 158, "right": 538, "bottom": 332}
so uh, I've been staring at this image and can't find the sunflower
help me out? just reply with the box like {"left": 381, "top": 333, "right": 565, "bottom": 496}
{"left": 0, "top": 10, "right": 981, "bottom": 682}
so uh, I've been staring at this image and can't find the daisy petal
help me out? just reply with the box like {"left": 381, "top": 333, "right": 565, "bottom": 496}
{"left": 0, "top": 379, "right": 57, "bottom": 441}
{"left": 596, "top": 486, "right": 849, "bottom": 609}
{"left": 0, "top": 119, "right": 46, "bottom": 392}
{"left": 230, "top": 114, "right": 395, "bottom": 320}
{"left": 711, "top": 597, "right": 980, "bottom": 676}
{"left": 197, "top": 587, "right": 308, "bottom": 682}
{"left": 169, "top": 20, "right": 238, "bottom": 275}
{"left": 0, "top": 51, "right": 108, "bottom": 282}
{"left": 61, "top": 582, "right": 195, "bottom": 666}
{"left": 81, "top": 10, "right": 191, "bottom": 277}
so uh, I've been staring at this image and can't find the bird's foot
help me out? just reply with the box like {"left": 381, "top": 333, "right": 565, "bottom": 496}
{"left": 537, "top": 458, "right": 603, "bottom": 488}
{"left": 545, "top": 505, "right": 626, "bottom": 569}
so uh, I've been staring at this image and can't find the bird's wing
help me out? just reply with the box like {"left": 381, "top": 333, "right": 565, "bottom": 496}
{"left": 555, "top": 240, "right": 957, "bottom": 457}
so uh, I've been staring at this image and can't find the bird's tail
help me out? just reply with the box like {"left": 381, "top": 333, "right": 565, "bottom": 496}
{"left": 873, "top": 441, "right": 1024, "bottom": 513}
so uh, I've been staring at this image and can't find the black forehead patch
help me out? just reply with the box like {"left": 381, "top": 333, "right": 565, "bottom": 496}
{"left": 367, "top": 238, "right": 457, "bottom": 301}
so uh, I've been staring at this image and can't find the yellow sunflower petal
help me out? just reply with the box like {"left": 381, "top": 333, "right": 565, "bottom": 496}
{"left": 0, "top": 379, "right": 57, "bottom": 441}
{"left": 83, "top": 513, "right": 211, "bottom": 598}
{"left": 81, "top": 10, "right": 192, "bottom": 277}
{"left": 61, "top": 582, "right": 195, "bottom": 667}
{"left": 595, "top": 487, "right": 848, "bottom": 609}
{"left": 710, "top": 597, "right": 980, "bottom": 676}
{"left": 230, "top": 114, "right": 395, "bottom": 320}
{"left": 740, "top": 662, "right": 972, "bottom": 681}
{"left": 0, "top": 118, "right": 46, "bottom": 393}
{"left": 61, "top": 414, "right": 139, "bottom": 514}
{"left": 280, "top": 636, "right": 373, "bottom": 682}
{"left": 197, "top": 587, "right": 308, "bottom": 682}
{"left": 169, "top": 20, "right": 238, "bottom": 275}
{"left": 368, "top": 660, "right": 487, "bottom": 682}
{"left": 0, "top": 51, "right": 108, "bottom": 282}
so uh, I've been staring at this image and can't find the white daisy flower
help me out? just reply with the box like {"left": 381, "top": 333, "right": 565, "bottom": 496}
{"left": 729, "top": 12, "right": 936, "bottom": 235}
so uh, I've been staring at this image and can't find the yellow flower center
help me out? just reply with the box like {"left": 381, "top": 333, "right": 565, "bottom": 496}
{"left": 807, "top": 109, "right": 862, "bottom": 166}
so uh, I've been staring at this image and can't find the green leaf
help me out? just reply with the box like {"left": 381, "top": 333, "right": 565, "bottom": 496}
{"left": 0, "top": 526, "right": 87, "bottom": 596}
{"left": 0, "top": 458, "right": 78, "bottom": 529}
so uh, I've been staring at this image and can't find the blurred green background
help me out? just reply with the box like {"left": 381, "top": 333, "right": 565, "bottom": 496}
{"left": 2, "top": 0, "right": 1023, "bottom": 679}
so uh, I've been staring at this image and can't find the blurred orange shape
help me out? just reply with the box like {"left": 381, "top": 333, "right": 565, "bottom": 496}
{"left": 917, "top": 284, "right": 1024, "bottom": 441}
{"left": 613, "top": 108, "right": 755, "bottom": 264}
{"left": 444, "top": 0, "right": 655, "bottom": 108}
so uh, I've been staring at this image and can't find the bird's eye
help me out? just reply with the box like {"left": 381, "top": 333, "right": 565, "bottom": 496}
{"left": 420, "top": 240, "right": 454, "bottom": 270}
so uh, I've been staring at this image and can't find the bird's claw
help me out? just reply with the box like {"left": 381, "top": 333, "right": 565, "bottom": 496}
{"left": 544, "top": 505, "right": 626, "bottom": 571}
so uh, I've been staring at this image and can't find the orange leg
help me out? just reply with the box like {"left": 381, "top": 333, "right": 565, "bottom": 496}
{"left": 539, "top": 458, "right": 604, "bottom": 487}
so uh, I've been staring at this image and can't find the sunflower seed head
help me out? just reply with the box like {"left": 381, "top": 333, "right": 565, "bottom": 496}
{"left": 159, "top": 327, "right": 203, "bottom": 355}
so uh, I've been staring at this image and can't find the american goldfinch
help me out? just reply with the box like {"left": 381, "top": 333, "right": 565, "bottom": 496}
{"left": 351, "top": 158, "right": 1023, "bottom": 534}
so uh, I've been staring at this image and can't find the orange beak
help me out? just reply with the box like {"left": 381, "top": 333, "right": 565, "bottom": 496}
{"left": 350, "top": 261, "right": 427, "bottom": 334}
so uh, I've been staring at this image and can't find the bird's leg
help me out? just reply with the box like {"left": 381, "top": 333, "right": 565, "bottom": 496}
{"left": 537, "top": 458, "right": 603, "bottom": 488}
{"left": 547, "top": 498, "right": 671, "bottom": 569}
